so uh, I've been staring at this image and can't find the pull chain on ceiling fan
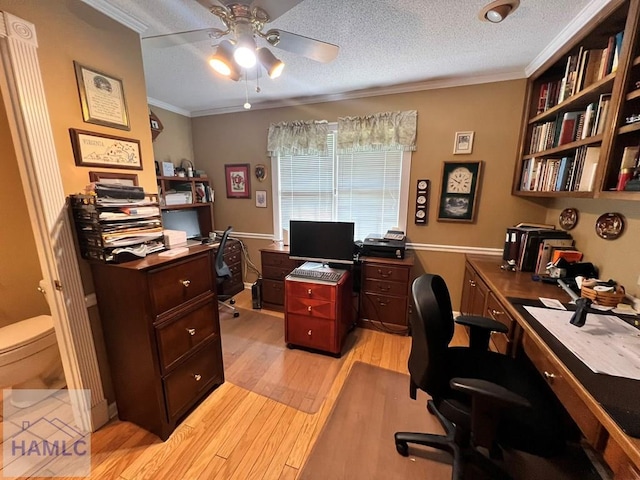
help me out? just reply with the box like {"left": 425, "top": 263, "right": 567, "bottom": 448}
{"left": 143, "top": 0, "right": 339, "bottom": 84}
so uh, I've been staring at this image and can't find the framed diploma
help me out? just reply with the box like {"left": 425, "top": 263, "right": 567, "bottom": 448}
{"left": 74, "top": 61, "right": 130, "bottom": 130}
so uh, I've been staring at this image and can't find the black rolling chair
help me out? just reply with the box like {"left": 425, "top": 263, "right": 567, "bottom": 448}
{"left": 394, "top": 274, "right": 567, "bottom": 480}
{"left": 215, "top": 226, "right": 239, "bottom": 318}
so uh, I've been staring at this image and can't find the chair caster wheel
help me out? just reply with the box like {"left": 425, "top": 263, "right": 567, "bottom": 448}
{"left": 395, "top": 441, "right": 409, "bottom": 457}
{"left": 233, "top": 312, "right": 239, "bottom": 317}
{"left": 230, "top": 299, "right": 236, "bottom": 305}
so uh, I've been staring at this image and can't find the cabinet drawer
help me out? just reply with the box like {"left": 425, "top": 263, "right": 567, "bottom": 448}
{"left": 263, "top": 279, "right": 285, "bottom": 305}
{"left": 286, "top": 296, "right": 335, "bottom": 320}
{"left": 224, "top": 241, "right": 241, "bottom": 255}
{"left": 163, "top": 341, "right": 223, "bottom": 419}
{"left": 149, "top": 254, "right": 213, "bottom": 316}
{"left": 286, "top": 280, "right": 335, "bottom": 301}
{"left": 224, "top": 251, "right": 241, "bottom": 266}
{"left": 360, "top": 293, "right": 408, "bottom": 326}
{"left": 156, "top": 298, "right": 217, "bottom": 371}
{"left": 262, "top": 251, "right": 298, "bottom": 270}
{"left": 263, "top": 265, "right": 294, "bottom": 281}
{"left": 522, "top": 333, "right": 601, "bottom": 445}
{"left": 362, "top": 278, "right": 407, "bottom": 296}
{"left": 363, "top": 263, "right": 410, "bottom": 283}
{"left": 285, "top": 313, "right": 335, "bottom": 352}
{"left": 486, "top": 292, "right": 513, "bottom": 355}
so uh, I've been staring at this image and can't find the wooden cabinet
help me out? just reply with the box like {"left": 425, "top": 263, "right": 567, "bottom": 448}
{"left": 460, "top": 261, "right": 488, "bottom": 317}
{"left": 359, "top": 255, "right": 414, "bottom": 332}
{"left": 513, "top": 0, "right": 640, "bottom": 200}
{"left": 157, "top": 175, "right": 215, "bottom": 237}
{"left": 90, "top": 246, "right": 224, "bottom": 440}
{"left": 284, "top": 272, "right": 353, "bottom": 356}
{"left": 217, "top": 238, "right": 244, "bottom": 297}
{"left": 260, "top": 244, "right": 301, "bottom": 309}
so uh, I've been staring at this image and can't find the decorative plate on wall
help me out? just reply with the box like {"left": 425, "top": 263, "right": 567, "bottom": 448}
{"left": 559, "top": 208, "right": 578, "bottom": 230}
{"left": 595, "top": 212, "right": 625, "bottom": 240}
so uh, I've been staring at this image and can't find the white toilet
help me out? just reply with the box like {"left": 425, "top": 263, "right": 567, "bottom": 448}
{"left": 0, "top": 315, "right": 66, "bottom": 407}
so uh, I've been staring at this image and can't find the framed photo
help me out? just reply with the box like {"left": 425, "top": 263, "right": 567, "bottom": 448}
{"left": 256, "top": 190, "right": 267, "bottom": 208}
{"left": 74, "top": 61, "right": 130, "bottom": 130}
{"left": 88, "top": 171, "right": 138, "bottom": 186}
{"left": 453, "top": 131, "right": 474, "bottom": 155}
{"left": 225, "top": 163, "right": 251, "bottom": 198}
{"left": 437, "top": 161, "right": 483, "bottom": 223}
{"left": 70, "top": 128, "right": 142, "bottom": 170}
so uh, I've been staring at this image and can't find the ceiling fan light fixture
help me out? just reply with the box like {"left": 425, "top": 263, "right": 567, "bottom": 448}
{"left": 257, "top": 47, "right": 284, "bottom": 79}
{"left": 234, "top": 33, "right": 257, "bottom": 68}
{"left": 479, "top": 0, "right": 519, "bottom": 23}
{"left": 209, "top": 40, "right": 240, "bottom": 80}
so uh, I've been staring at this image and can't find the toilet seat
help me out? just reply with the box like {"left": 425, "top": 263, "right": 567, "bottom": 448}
{"left": 0, "top": 315, "right": 57, "bottom": 366}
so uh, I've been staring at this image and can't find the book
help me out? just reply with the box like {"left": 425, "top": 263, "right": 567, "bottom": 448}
{"left": 535, "top": 237, "right": 575, "bottom": 275}
{"left": 581, "top": 102, "right": 596, "bottom": 139}
{"left": 620, "top": 145, "right": 639, "bottom": 170}
{"left": 558, "top": 111, "right": 581, "bottom": 145}
{"left": 577, "top": 146, "right": 600, "bottom": 191}
{"left": 582, "top": 49, "right": 603, "bottom": 87}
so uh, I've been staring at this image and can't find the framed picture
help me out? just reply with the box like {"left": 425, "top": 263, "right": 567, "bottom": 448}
{"left": 70, "top": 128, "right": 142, "bottom": 170}
{"left": 88, "top": 171, "right": 138, "bottom": 186}
{"left": 225, "top": 163, "right": 251, "bottom": 198}
{"left": 256, "top": 190, "right": 267, "bottom": 208}
{"left": 453, "top": 131, "right": 474, "bottom": 155}
{"left": 437, "top": 161, "right": 483, "bottom": 223}
{"left": 73, "top": 61, "right": 130, "bottom": 130}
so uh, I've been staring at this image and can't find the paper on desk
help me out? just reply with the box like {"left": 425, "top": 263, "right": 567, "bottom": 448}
{"left": 524, "top": 306, "right": 640, "bottom": 380}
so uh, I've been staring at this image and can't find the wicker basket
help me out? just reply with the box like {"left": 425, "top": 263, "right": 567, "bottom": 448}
{"left": 580, "top": 285, "right": 625, "bottom": 307}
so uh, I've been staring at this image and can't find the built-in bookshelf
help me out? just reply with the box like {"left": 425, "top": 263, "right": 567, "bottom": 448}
{"left": 513, "top": 0, "right": 640, "bottom": 199}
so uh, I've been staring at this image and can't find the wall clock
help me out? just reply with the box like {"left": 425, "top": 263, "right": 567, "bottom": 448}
{"left": 437, "top": 161, "right": 483, "bottom": 222}
{"left": 415, "top": 179, "right": 429, "bottom": 225}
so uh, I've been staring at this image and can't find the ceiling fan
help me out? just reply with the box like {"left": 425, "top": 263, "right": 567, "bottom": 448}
{"left": 142, "top": 0, "right": 340, "bottom": 82}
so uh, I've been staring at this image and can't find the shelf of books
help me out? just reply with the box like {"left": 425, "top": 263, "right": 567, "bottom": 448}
{"left": 514, "top": 0, "right": 640, "bottom": 198}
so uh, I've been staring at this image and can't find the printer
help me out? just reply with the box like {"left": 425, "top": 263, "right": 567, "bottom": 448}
{"left": 362, "top": 233, "right": 406, "bottom": 259}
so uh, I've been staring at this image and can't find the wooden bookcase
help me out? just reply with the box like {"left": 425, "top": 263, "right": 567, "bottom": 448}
{"left": 157, "top": 175, "right": 215, "bottom": 236}
{"left": 513, "top": 0, "right": 640, "bottom": 200}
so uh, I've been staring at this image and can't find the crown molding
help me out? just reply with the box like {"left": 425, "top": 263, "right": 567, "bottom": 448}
{"left": 190, "top": 69, "right": 525, "bottom": 117}
{"left": 147, "top": 96, "right": 192, "bottom": 117}
{"left": 526, "top": 0, "right": 618, "bottom": 77}
{"left": 81, "top": 0, "right": 148, "bottom": 34}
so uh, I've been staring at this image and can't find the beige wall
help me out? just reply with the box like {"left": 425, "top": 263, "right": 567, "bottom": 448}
{"left": 0, "top": 0, "right": 158, "bottom": 402}
{"left": 0, "top": 89, "right": 49, "bottom": 328}
{"left": 191, "top": 79, "right": 550, "bottom": 306}
{"left": 151, "top": 105, "right": 194, "bottom": 171}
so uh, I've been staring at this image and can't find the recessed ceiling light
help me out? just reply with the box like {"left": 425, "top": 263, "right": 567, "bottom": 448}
{"left": 479, "top": 0, "right": 520, "bottom": 23}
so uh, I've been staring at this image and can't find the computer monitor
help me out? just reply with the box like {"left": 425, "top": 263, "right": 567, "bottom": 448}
{"left": 289, "top": 220, "right": 355, "bottom": 265}
{"left": 161, "top": 209, "right": 201, "bottom": 239}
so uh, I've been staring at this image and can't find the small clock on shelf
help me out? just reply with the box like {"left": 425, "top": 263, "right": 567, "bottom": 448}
{"left": 437, "top": 161, "right": 483, "bottom": 222}
{"left": 415, "top": 179, "right": 429, "bottom": 224}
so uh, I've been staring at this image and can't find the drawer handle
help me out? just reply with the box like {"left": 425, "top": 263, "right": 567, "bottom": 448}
{"left": 187, "top": 328, "right": 196, "bottom": 336}
{"left": 490, "top": 309, "right": 504, "bottom": 317}
{"left": 194, "top": 374, "right": 202, "bottom": 382}
{"left": 307, "top": 306, "right": 312, "bottom": 313}
{"left": 308, "top": 288, "right": 312, "bottom": 296}
{"left": 469, "top": 280, "right": 476, "bottom": 287}
{"left": 181, "top": 279, "right": 191, "bottom": 288}
{"left": 307, "top": 329, "right": 312, "bottom": 337}
{"left": 543, "top": 371, "right": 557, "bottom": 381}
{"left": 378, "top": 285, "right": 391, "bottom": 292}
{"left": 376, "top": 298, "right": 388, "bottom": 307}
{"left": 377, "top": 269, "right": 392, "bottom": 278}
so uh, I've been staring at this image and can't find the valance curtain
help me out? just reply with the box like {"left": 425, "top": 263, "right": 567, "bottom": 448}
{"left": 267, "top": 120, "right": 329, "bottom": 156}
{"left": 337, "top": 110, "right": 417, "bottom": 153}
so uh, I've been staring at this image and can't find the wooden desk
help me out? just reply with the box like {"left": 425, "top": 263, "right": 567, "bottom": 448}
{"left": 464, "top": 255, "right": 640, "bottom": 479}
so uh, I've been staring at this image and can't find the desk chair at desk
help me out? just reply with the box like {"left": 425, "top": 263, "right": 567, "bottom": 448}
{"left": 394, "top": 274, "right": 567, "bottom": 480}
{"left": 215, "top": 226, "right": 239, "bottom": 318}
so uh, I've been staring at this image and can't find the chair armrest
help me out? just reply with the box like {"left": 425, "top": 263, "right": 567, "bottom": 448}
{"left": 449, "top": 377, "right": 530, "bottom": 409}
{"left": 455, "top": 315, "right": 508, "bottom": 334}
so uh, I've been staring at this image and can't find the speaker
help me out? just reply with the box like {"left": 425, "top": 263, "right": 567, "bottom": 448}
{"left": 252, "top": 278, "right": 262, "bottom": 309}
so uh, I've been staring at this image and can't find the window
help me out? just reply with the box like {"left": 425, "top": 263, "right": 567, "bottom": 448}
{"left": 272, "top": 128, "right": 411, "bottom": 241}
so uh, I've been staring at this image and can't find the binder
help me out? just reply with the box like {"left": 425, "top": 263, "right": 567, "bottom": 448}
{"left": 535, "top": 238, "right": 575, "bottom": 274}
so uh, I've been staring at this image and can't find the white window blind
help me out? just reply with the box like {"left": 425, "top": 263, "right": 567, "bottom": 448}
{"left": 277, "top": 131, "right": 407, "bottom": 241}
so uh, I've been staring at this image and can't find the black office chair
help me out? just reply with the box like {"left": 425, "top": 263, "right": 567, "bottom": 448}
{"left": 215, "top": 226, "right": 239, "bottom": 318}
{"left": 394, "top": 274, "right": 567, "bottom": 480}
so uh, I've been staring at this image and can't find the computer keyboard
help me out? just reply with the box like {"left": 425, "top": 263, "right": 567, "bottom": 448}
{"left": 290, "top": 267, "right": 343, "bottom": 283}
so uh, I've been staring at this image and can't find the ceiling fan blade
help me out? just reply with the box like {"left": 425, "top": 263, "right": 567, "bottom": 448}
{"left": 267, "top": 30, "right": 339, "bottom": 63}
{"left": 142, "top": 28, "right": 221, "bottom": 48}
{"left": 250, "top": 0, "right": 305, "bottom": 21}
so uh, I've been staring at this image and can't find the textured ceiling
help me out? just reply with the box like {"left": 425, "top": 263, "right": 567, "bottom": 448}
{"left": 89, "top": 0, "right": 604, "bottom": 116}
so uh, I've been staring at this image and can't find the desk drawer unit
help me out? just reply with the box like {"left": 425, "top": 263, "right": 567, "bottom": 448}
{"left": 486, "top": 292, "right": 514, "bottom": 355}
{"left": 522, "top": 333, "right": 601, "bottom": 445}
{"left": 360, "top": 261, "right": 411, "bottom": 327}
{"left": 219, "top": 239, "right": 244, "bottom": 297}
{"left": 261, "top": 249, "right": 300, "bottom": 308}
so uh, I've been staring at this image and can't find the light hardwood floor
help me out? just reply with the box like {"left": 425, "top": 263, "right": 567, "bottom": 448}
{"left": 2, "top": 289, "right": 469, "bottom": 480}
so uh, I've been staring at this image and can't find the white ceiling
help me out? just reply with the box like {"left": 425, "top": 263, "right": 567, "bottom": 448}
{"left": 86, "top": 0, "right": 608, "bottom": 116}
